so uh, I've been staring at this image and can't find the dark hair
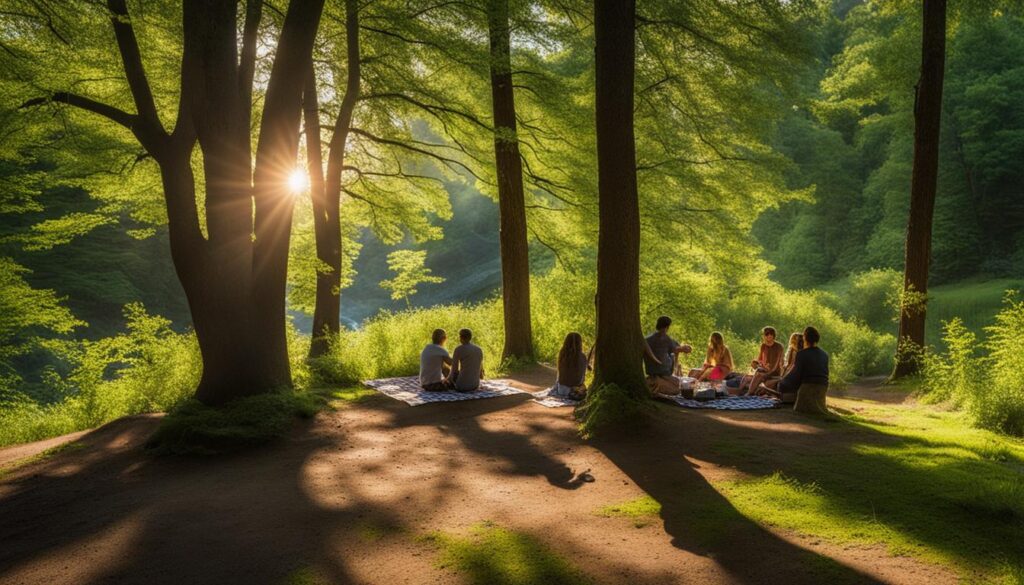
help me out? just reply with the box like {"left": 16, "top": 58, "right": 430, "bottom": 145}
{"left": 459, "top": 328, "right": 472, "bottom": 342}
{"left": 431, "top": 328, "right": 446, "bottom": 345}
{"left": 803, "top": 326, "right": 820, "bottom": 346}
{"left": 762, "top": 326, "right": 776, "bottom": 338}
{"left": 558, "top": 332, "right": 583, "bottom": 370}
{"left": 656, "top": 315, "right": 672, "bottom": 330}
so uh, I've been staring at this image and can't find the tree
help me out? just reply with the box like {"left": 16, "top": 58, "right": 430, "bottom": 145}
{"left": 304, "top": 0, "right": 361, "bottom": 358}
{"left": 487, "top": 0, "right": 534, "bottom": 361}
{"left": 892, "top": 0, "right": 947, "bottom": 380}
{"left": 590, "top": 0, "right": 646, "bottom": 396}
{"left": 18, "top": 0, "right": 325, "bottom": 404}
{"left": 379, "top": 250, "right": 445, "bottom": 308}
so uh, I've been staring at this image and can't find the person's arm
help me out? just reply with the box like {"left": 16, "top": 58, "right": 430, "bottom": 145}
{"left": 447, "top": 348, "right": 461, "bottom": 381}
{"left": 643, "top": 341, "right": 662, "bottom": 365}
{"left": 442, "top": 354, "right": 453, "bottom": 366}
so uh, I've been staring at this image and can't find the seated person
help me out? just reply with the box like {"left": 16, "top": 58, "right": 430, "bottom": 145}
{"left": 419, "top": 328, "right": 453, "bottom": 391}
{"left": 757, "top": 327, "right": 827, "bottom": 400}
{"left": 737, "top": 327, "right": 785, "bottom": 395}
{"left": 447, "top": 328, "right": 485, "bottom": 392}
{"left": 553, "top": 332, "right": 590, "bottom": 400}
{"left": 644, "top": 315, "right": 693, "bottom": 395}
{"left": 689, "top": 332, "right": 733, "bottom": 382}
{"left": 754, "top": 332, "right": 804, "bottom": 395}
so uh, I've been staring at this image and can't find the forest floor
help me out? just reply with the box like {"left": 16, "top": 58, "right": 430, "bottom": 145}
{"left": 0, "top": 367, "right": 1019, "bottom": 585}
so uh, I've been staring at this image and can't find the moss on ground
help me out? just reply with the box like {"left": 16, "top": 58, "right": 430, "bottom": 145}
{"left": 595, "top": 495, "right": 661, "bottom": 528}
{"left": 422, "top": 521, "right": 592, "bottom": 585}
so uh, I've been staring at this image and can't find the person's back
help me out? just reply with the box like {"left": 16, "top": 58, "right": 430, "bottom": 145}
{"left": 419, "top": 329, "right": 452, "bottom": 391}
{"left": 557, "top": 350, "right": 588, "bottom": 387}
{"left": 452, "top": 342, "right": 483, "bottom": 391}
{"left": 794, "top": 346, "right": 829, "bottom": 385}
{"left": 645, "top": 331, "right": 677, "bottom": 377}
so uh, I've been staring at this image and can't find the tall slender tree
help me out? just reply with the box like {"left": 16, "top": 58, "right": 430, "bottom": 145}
{"left": 305, "top": 0, "right": 361, "bottom": 358}
{"left": 892, "top": 0, "right": 947, "bottom": 380}
{"left": 590, "top": 0, "right": 646, "bottom": 396}
{"left": 20, "top": 0, "right": 325, "bottom": 404}
{"left": 487, "top": 0, "right": 534, "bottom": 361}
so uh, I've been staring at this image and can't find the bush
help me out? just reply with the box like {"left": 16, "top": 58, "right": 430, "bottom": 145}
{"left": 0, "top": 304, "right": 200, "bottom": 447}
{"left": 311, "top": 301, "right": 505, "bottom": 384}
{"left": 145, "top": 391, "right": 320, "bottom": 455}
{"left": 922, "top": 293, "right": 1024, "bottom": 437}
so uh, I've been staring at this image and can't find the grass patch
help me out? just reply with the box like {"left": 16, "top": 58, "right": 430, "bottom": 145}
{"left": 708, "top": 399, "right": 1024, "bottom": 582}
{"left": 144, "top": 391, "right": 321, "bottom": 456}
{"left": 596, "top": 495, "right": 661, "bottom": 528}
{"left": 422, "top": 521, "right": 592, "bottom": 585}
{"left": 0, "top": 441, "right": 86, "bottom": 480}
{"left": 926, "top": 278, "right": 1024, "bottom": 348}
{"left": 283, "top": 566, "right": 327, "bottom": 585}
{"left": 326, "top": 385, "right": 376, "bottom": 406}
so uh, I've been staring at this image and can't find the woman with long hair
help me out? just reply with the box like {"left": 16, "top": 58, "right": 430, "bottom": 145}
{"left": 689, "top": 331, "right": 734, "bottom": 382}
{"left": 554, "top": 332, "right": 589, "bottom": 400}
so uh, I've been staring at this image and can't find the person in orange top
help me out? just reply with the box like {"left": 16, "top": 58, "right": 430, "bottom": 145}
{"left": 737, "top": 327, "right": 785, "bottom": 396}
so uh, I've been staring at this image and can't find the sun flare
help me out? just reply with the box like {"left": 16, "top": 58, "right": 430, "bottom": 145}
{"left": 287, "top": 168, "right": 309, "bottom": 194}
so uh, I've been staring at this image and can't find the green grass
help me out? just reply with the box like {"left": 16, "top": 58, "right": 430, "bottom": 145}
{"left": 144, "top": 391, "right": 322, "bottom": 455}
{"left": 709, "top": 400, "right": 1024, "bottom": 583}
{"left": 422, "top": 521, "right": 592, "bottom": 585}
{"left": 595, "top": 495, "right": 661, "bottom": 527}
{"left": 0, "top": 441, "right": 86, "bottom": 480}
{"left": 926, "top": 278, "right": 1024, "bottom": 348}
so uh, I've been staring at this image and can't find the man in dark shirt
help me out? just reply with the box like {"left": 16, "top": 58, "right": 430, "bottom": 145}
{"left": 770, "top": 326, "right": 829, "bottom": 397}
{"left": 644, "top": 315, "right": 692, "bottom": 394}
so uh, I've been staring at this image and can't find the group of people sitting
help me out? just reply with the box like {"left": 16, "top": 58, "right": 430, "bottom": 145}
{"left": 642, "top": 316, "right": 829, "bottom": 401}
{"left": 417, "top": 317, "right": 830, "bottom": 405}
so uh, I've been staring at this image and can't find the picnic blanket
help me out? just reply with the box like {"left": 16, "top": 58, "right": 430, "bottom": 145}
{"left": 657, "top": 394, "right": 781, "bottom": 410}
{"left": 362, "top": 376, "right": 528, "bottom": 406}
{"left": 531, "top": 388, "right": 580, "bottom": 408}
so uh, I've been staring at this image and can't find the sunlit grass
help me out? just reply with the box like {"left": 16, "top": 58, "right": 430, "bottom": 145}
{"left": 710, "top": 399, "right": 1024, "bottom": 583}
{"left": 421, "top": 521, "right": 592, "bottom": 585}
{"left": 595, "top": 495, "right": 661, "bottom": 527}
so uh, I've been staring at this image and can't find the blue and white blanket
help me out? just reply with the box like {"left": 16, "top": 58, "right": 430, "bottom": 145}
{"left": 530, "top": 388, "right": 580, "bottom": 408}
{"left": 363, "top": 376, "right": 528, "bottom": 406}
{"left": 657, "top": 394, "right": 781, "bottom": 410}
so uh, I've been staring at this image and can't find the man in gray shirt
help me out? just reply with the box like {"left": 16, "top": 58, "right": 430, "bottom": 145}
{"left": 420, "top": 328, "right": 453, "bottom": 391}
{"left": 644, "top": 315, "right": 692, "bottom": 394}
{"left": 447, "top": 328, "right": 484, "bottom": 392}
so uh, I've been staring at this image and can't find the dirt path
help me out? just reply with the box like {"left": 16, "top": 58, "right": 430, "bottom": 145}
{"left": 0, "top": 368, "right": 952, "bottom": 585}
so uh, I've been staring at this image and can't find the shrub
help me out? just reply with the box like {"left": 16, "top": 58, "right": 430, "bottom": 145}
{"left": 922, "top": 293, "right": 1024, "bottom": 437}
{"left": 0, "top": 304, "right": 200, "bottom": 447}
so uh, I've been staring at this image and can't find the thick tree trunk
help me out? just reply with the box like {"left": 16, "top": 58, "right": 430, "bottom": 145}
{"left": 892, "top": 0, "right": 946, "bottom": 380}
{"left": 488, "top": 0, "right": 534, "bottom": 362}
{"left": 591, "top": 0, "right": 646, "bottom": 397}
{"left": 308, "top": 0, "right": 360, "bottom": 358}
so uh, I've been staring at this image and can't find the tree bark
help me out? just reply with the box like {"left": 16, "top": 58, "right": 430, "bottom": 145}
{"left": 591, "top": 0, "right": 646, "bottom": 397}
{"left": 488, "top": 0, "right": 534, "bottom": 362}
{"left": 892, "top": 0, "right": 946, "bottom": 380}
{"left": 308, "top": 0, "right": 361, "bottom": 358}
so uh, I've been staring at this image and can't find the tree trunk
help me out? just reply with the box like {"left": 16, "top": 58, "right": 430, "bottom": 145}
{"left": 892, "top": 0, "right": 946, "bottom": 380}
{"left": 307, "top": 0, "right": 361, "bottom": 358}
{"left": 590, "top": 0, "right": 646, "bottom": 397}
{"left": 488, "top": 0, "right": 534, "bottom": 362}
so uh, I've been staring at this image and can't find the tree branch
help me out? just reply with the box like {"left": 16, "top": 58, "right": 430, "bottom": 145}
{"left": 20, "top": 92, "right": 137, "bottom": 130}
{"left": 107, "top": 0, "right": 162, "bottom": 129}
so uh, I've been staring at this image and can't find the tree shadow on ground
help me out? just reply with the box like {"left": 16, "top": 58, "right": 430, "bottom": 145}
{"left": 589, "top": 405, "right": 887, "bottom": 585}
{"left": 368, "top": 394, "right": 593, "bottom": 489}
{"left": 0, "top": 416, "right": 376, "bottom": 584}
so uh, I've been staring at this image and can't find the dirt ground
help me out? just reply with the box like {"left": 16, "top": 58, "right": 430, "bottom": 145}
{"left": 0, "top": 366, "right": 957, "bottom": 585}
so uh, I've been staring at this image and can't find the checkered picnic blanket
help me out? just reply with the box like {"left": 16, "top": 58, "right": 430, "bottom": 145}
{"left": 531, "top": 388, "right": 580, "bottom": 408}
{"left": 657, "top": 394, "right": 781, "bottom": 410}
{"left": 362, "top": 376, "right": 528, "bottom": 406}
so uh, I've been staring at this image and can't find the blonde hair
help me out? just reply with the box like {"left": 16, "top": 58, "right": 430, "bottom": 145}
{"left": 706, "top": 331, "right": 726, "bottom": 364}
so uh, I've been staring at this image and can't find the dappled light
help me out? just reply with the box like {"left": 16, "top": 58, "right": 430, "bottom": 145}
{"left": 2, "top": 0, "right": 1023, "bottom": 583}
